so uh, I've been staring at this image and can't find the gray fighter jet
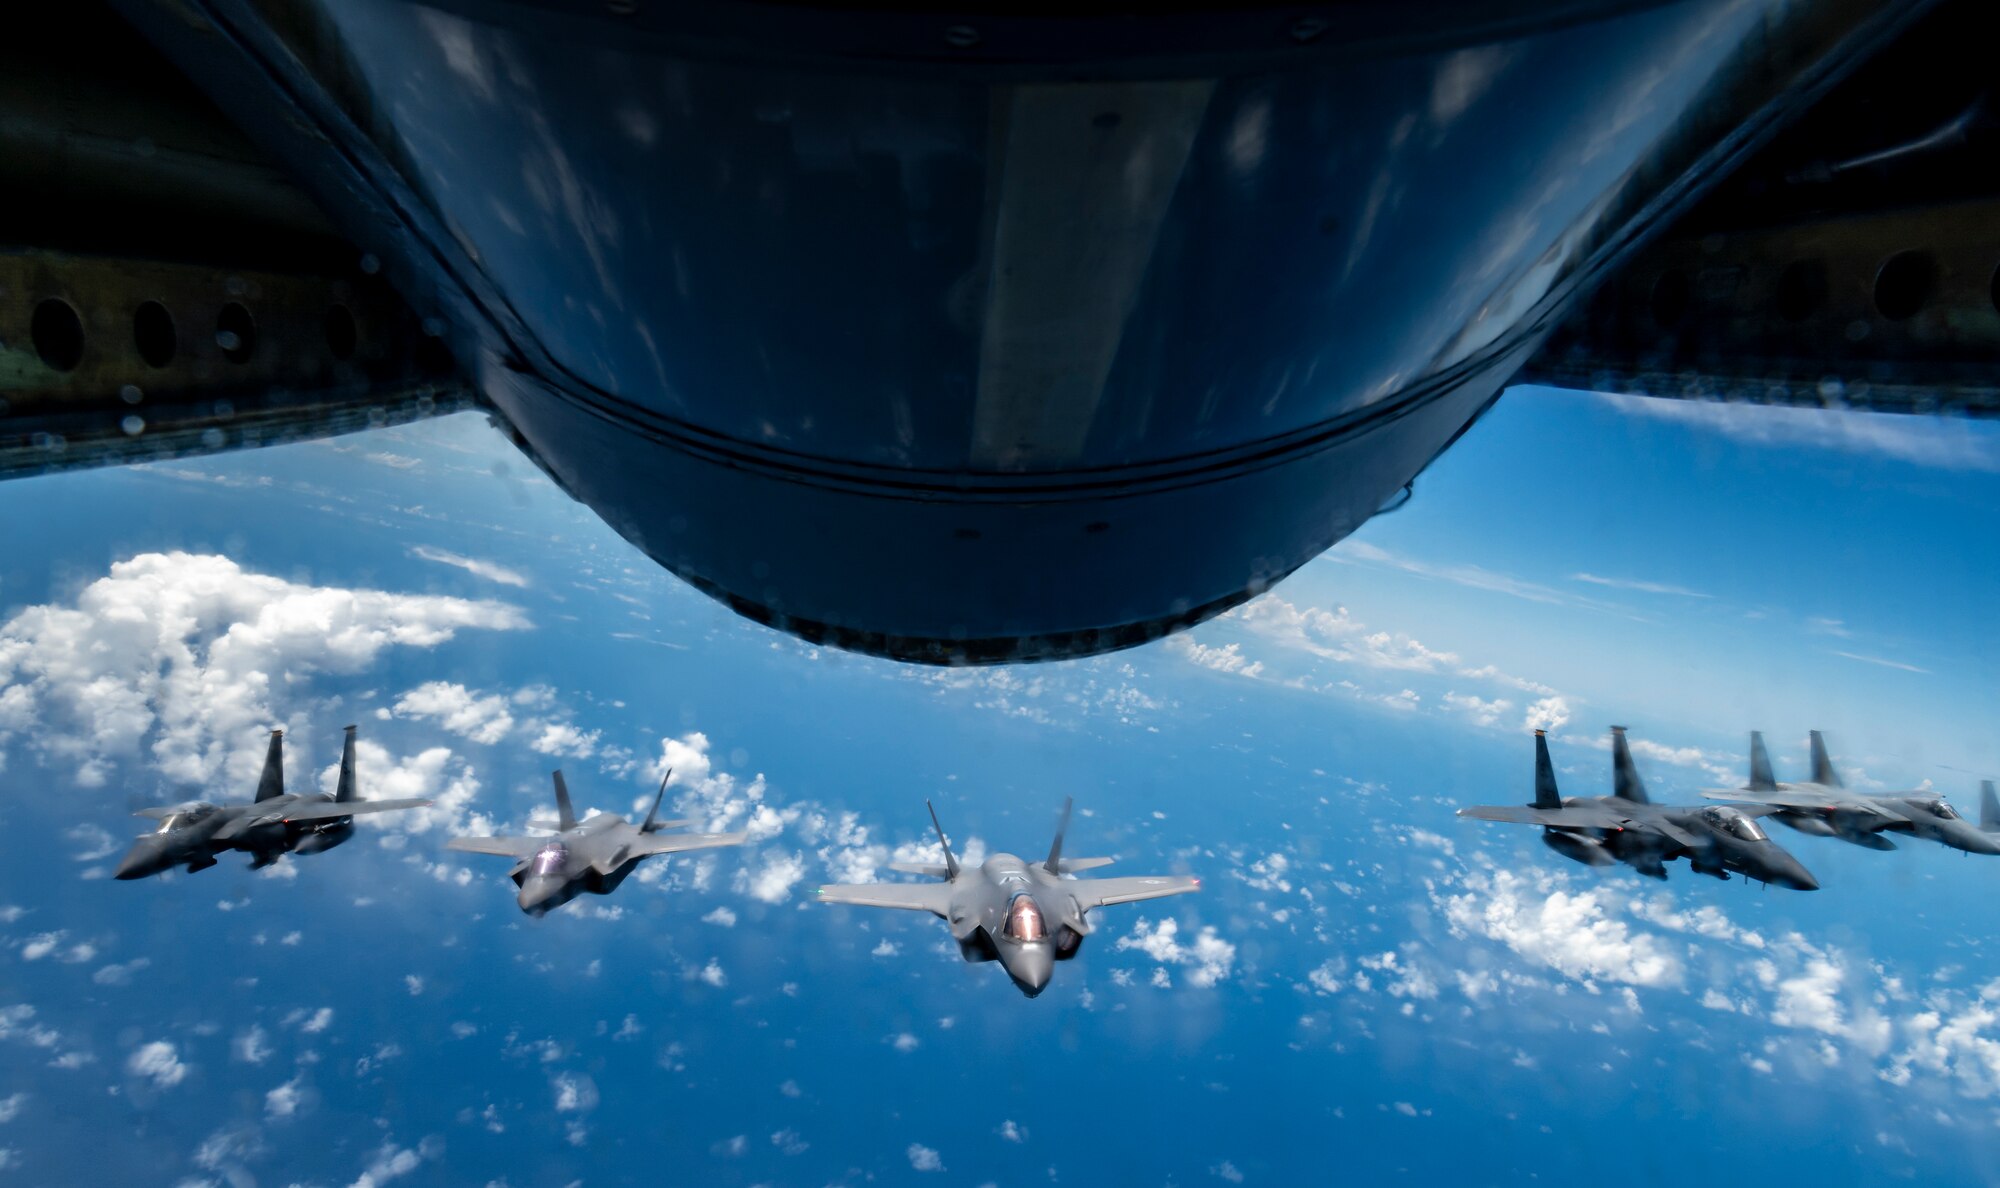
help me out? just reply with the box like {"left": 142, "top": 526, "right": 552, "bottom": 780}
{"left": 116, "top": 726, "right": 432, "bottom": 879}
{"left": 1703, "top": 732, "right": 2000, "bottom": 856}
{"left": 815, "top": 799, "right": 1201, "bottom": 998}
{"left": 447, "top": 768, "right": 746, "bottom": 916}
{"left": 1459, "top": 728, "right": 1818, "bottom": 889}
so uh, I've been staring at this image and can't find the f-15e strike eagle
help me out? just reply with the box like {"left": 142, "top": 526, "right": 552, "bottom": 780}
{"left": 116, "top": 727, "right": 432, "bottom": 879}
{"left": 1459, "top": 728, "right": 1818, "bottom": 889}
{"left": 816, "top": 799, "right": 1200, "bottom": 997}
{"left": 1704, "top": 732, "right": 2000, "bottom": 856}
{"left": 447, "top": 769, "right": 746, "bottom": 916}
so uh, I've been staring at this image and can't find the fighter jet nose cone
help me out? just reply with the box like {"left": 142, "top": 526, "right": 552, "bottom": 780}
{"left": 517, "top": 876, "right": 564, "bottom": 915}
{"left": 114, "top": 844, "right": 160, "bottom": 880}
{"left": 1776, "top": 858, "right": 1820, "bottom": 891}
{"left": 1007, "top": 946, "right": 1055, "bottom": 997}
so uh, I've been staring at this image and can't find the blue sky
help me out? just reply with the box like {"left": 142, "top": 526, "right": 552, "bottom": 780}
{"left": 3, "top": 387, "right": 2000, "bottom": 1185}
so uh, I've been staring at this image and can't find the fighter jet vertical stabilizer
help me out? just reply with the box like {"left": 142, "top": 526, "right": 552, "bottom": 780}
{"left": 254, "top": 729, "right": 285, "bottom": 802}
{"left": 926, "top": 799, "right": 960, "bottom": 880}
{"left": 1809, "top": 731, "right": 1844, "bottom": 788}
{"left": 1533, "top": 730, "right": 1562, "bottom": 810}
{"left": 1748, "top": 732, "right": 1780, "bottom": 792}
{"left": 1981, "top": 781, "right": 2000, "bottom": 834}
{"left": 1611, "top": 726, "right": 1650, "bottom": 805}
{"left": 333, "top": 725, "right": 358, "bottom": 804}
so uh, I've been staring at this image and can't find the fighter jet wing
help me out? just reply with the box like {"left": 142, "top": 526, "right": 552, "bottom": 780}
{"left": 279, "top": 798, "right": 433, "bottom": 822}
{"left": 1067, "top": 875, "right": 1201, "bottom": 909}
{"left": 1458, "top": 804, "right": 1633, "bottom": 829}
{"left": 1701, "top": 787, "right": 1905, "bottom": 820}
{"left": 1460, "top": 803, "right": 1699, "bottom": 845}
{"left": 628, "top": 832, "right": 746, "bottom": 858}
{"left": 814, "top": 883, "right": 953, "bottom": 917}
{"left": 1644, "top": 816, "right": 1704, "bottom": 848}
{"left": 446, "top": 836, "right": 542, "bottom": 858}
{"left": 210, "top": 813, "right": 266, "bottom": 841}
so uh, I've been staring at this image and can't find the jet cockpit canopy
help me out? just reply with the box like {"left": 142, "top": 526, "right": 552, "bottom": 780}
{"left": 1002, "top": 893, "right": 1047, "bottom": 942}
{"left": 1701, "top": 806, "right": 1769, "bottom": 842}
{"left": 530, "top": 841, "right": 569, "bottom": 878}
{"left": 155, "top": 804, "right": 218, "bottom": 834}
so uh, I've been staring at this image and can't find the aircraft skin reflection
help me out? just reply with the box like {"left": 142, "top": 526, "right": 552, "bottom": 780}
{"left": 817, "top": 799, "right": 1199, "bottom": 997}
{"left": 97, "top": 0, "right": 1926, "bottom": 663}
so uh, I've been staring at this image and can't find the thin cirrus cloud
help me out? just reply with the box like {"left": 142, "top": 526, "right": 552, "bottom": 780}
{"left": 1832, "top": 650, "right": 1930, "bottom": 675}
{"left": 1569, "top": 572, "right": 1712, "bottom": 598}
{"left": 1595, "top": 391, "right": 2000, "bottom": 472}
{"left": 1184, "top": 592, "right": 1570, "bottom": 734}
{"left": 1334, "top": 540, "right": 1639, "bottom": 617}
{"left": 408, "top": 544, "right": 530, "bottom": 588}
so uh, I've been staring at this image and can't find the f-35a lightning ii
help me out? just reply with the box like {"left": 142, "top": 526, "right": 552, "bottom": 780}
{"left": 816, "top": 799, "right": 1200, "bottom": 998}
{"left": 117, "top": 727, "right": 432, "bottom": 879}
{"left": 447, "top": 769, "right": 746, "bottom": 916}
{"left": 1459, "top": 728, "right": 1818, "bottom": 889}
{"left": 1703, "top": 732, "right": 2000, "bottom": 856}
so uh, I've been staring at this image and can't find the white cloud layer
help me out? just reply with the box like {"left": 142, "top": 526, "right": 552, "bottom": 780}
{"left": 0, "top": 553, "right": 527, "bottom": 791}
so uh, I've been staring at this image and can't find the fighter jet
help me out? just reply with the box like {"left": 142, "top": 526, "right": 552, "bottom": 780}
{"left": 815, "top": 799, "right": 1200, "bottom": 998}
{"left": 116, "top": 726, "right": 432, "bottom": 879}
{"left": 1458, "top": 728, "right": 1818, "bottom": 889}
{"left": 447, "top": 769, "right": 746, "bottom": 916}
{"left": 1703, "top": 732, "right": 2000, "bottom": 856}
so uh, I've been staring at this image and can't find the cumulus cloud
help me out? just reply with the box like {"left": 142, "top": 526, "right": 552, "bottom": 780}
{"left": 265, "top": 1078, "right": 304, "bottom": 1119}
{"left": 1115, "top": 918, "right": 1237, "bottom": 987}
{"left": 906, "top": 1143, "right": 944, "bottom": 1172}
{"left": 553, "top": 1073, "right": 600, "bottom": 1114}
{"left": 336, "top": 742, "right": 485, "bottom": 837}
{"left": 389, "top": 682, "right": 514, "bottom": 745}
{"left": 1522, "top": 696, "right": 1571, "bottom": 732}
{"left": 349, "top": 1139, "right": 435, "bottom": 1188}
{"left": 0, "top": 552, "right": 527, "bottom": 789}
{"left": 1438, "top": 868, "right": 1680, "bottom": 988}
{"left": 745, "top": 854, "right": 806, "bottom": 904}
{"left": 1166, "top": 637, "right": 1265, "bottom": 679}
{"left": 530, "top": 721, "right": 600, "bottom": 759}
{"left": 127, "top": 1041, "right": 187, "bottom": 1088}
{"left": 1442, "top": 692, "right": 1512, "bottom": 728}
